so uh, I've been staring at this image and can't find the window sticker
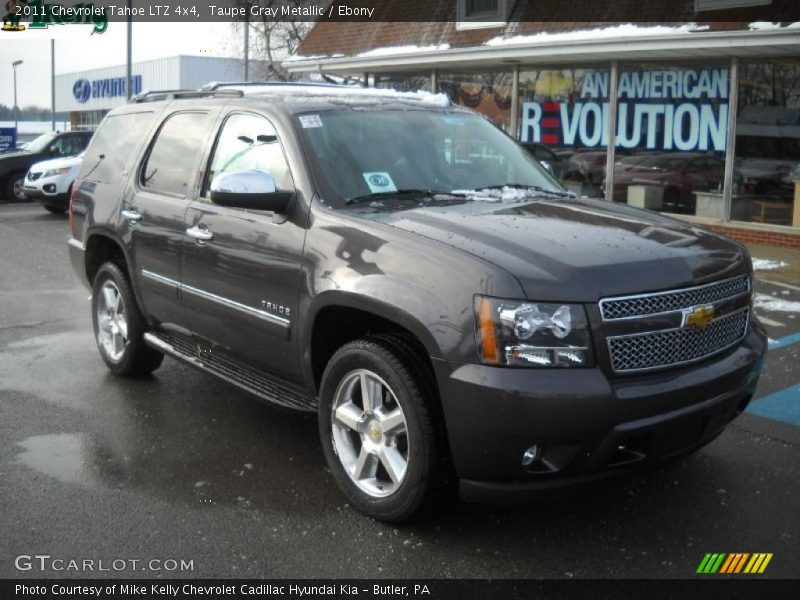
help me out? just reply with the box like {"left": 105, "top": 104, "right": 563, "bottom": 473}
{"left": 299, "top": 114, "right": 323, "bottom": 128}
{"left": 362, "top": 172, "right": 397, "bottom": 194}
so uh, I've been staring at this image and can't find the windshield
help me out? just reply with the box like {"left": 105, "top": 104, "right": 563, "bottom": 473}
{"left": 296, "top": 109, "right": 566, "bottom": 208}
{"left": 24, "top": 132, "right": 58, "bottom": 154}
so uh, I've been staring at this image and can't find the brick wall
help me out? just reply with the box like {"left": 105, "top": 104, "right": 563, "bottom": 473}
{"left": 703, "top": 224, "right": 800, "bottom": 249}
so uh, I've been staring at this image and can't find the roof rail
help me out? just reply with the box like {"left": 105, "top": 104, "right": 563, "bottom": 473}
{"left": 200, "top": 81, "right": 343, "bottom": 91}
{"left": 130, "top": 88, "right": 244, "bottom": 103}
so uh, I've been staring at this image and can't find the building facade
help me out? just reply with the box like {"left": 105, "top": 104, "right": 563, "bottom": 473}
{"left": 55, "top": 56, "right": 249, "bottom": 132}
{"left": 287, "top": 0, "right": 800, "bottom": 245}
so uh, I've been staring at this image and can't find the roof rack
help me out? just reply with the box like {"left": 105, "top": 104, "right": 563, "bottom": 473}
{"left": 130, "top": 88, "right": 244, "bottom": 103}
{"left": 200, "top": 81, "right": 344, "bottom": 91}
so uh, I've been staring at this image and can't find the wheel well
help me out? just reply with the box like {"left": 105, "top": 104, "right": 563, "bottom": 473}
{"left": 85, "top": 234, "right": 127, "bottom": 284}
{"left": 310, "top": 306, "right": 435, "bottom": 392}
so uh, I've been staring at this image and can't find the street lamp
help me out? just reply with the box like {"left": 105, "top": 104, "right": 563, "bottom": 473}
{"left": 12, "top": 60, "right": 23, "bottom": 150}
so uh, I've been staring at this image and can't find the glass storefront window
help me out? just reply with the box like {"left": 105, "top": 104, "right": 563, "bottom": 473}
{"left": 438, "top": 70, "right": 513, "bottom": 133}
{"left": 518, "top": 67, "right": 610, "bottom": 197}
{"left": 611, "top": 62, "right": 731, "bottom": 217}
{"left": 733, "top": 59, "right": 800, "bottom": 228}
{"left": 375, "top": 73, "right": 432, "bottom": 93}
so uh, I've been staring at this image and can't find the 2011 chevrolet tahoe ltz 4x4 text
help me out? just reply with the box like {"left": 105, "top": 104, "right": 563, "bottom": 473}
{"left": 67, "top": 83, "right": 767, "bottom": 522}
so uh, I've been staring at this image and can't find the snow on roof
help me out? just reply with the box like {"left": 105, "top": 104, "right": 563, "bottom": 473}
{"left": 748, "top": 21, "right": 800, "bottom": 30}
{"left": 240, "top": 85, "right": 451, "bottom": 107}
{"left": 484, "top": 23, "right": 711, "bottom": 47}
{"left": 356, "top": 43, "right": 452, "bottom": 58}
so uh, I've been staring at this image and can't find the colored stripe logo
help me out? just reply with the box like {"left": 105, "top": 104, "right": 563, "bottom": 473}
{"left": 696, "top": 553, "right": 773, "bottom": 574}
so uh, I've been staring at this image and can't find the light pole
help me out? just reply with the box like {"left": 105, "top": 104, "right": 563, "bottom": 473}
{"left": 12, "top": 59, "right": 23, "bottom": 149}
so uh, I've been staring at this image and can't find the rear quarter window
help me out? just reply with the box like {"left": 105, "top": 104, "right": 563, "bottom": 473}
{"left": 79, "top": 112, "right": 156, "bottom": 185}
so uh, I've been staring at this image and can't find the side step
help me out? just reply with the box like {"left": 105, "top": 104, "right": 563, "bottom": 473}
{"left": 143, "top": 331, "right": 316, "bottom": 412}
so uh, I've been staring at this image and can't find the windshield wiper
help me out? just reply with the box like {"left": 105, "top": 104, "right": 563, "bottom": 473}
{"left": 475, "top": 183, "right": 574, "bottom": 198}
{"left": 346, "top": 189, "right": 454, "bottom": 206}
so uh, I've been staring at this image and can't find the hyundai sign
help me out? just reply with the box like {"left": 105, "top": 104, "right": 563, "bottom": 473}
{"left": 72, "top": 75, "right": 143, "bottom": 103}
{"left": 0, "top": 128, "right": 17, "bottom": 152}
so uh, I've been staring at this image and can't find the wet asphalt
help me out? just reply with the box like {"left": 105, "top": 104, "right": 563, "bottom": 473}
{"left": 0, "top": 203, "right": 798, "bottom": 580}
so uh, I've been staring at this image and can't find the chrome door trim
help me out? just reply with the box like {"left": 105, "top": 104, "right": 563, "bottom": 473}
{"left": 141, "top": 269, "right": 180, "bottom": 289}
{"left": 142, "top": 268, "right": 290, "bottom": 328}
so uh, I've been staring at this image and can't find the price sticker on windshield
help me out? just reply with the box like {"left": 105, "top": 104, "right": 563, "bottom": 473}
{"left": 299, "top": 114, "right": 323, "bottom": 128}
{"left": 362, "top": 172, "right": 397, "bottom": 194}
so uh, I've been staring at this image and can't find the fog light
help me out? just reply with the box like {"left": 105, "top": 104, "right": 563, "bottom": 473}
{"left": 521, "top": 445, "right": 540, "bottom": 466}
{"left": 44, "top": 184, "right": 56, "bottom": 193}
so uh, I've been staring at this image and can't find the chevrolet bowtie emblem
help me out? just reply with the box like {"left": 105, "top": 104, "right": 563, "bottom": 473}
{"left": 683, "top": 305, "right": 715, "bottom": 328}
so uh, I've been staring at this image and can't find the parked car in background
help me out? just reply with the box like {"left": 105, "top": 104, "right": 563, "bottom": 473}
{"left": 522, "top": 142, "right": 570, "bottom": 180}
{"left": 0, "top": 131, "right": 92, "bottom": 202}
{"left": 610, "top": 152, "right": 726, "bottom": 213}
{"left": 23, "top": 152, "right": 85, "bottom": 214}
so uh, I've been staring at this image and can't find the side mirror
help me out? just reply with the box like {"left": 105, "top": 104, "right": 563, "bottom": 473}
{"left": 209, "top": 170, "right": 292, "bottom": 212}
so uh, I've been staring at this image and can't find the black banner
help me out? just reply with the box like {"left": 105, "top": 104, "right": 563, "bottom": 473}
{"left": 2, "top": 579, "right": 800, "bottom": 600}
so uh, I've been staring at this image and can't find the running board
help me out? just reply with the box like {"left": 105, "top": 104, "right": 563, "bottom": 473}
{"left": 143, "top": 331, "right": 315, "bottom": 412}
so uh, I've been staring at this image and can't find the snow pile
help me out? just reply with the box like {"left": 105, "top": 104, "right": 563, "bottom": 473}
{"left": 754, "top": 293, "right": 800, "bottom": 314}
{"left": 752, "top": 258, "right": 789, "bottom": 271}
{"left": 447, "top": 186, "right": 567, "bottom": 202}
{"left": 748, "top": 22, "right": 800, "bottom": 30}
{"left": 484, "top": 23, "right": 710, "bottom": 47}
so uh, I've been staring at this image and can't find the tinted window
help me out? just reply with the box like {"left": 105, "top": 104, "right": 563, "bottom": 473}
{"left": 142, "top": 112, "right": 216, "bottom": 197}
{"left": 203, "top": 113, "right": 294, "bottom": 197}
{"left": 79, "top": 112, "right": 155, "bottom": 184}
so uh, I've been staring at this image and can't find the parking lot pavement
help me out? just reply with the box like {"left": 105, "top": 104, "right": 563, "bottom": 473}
{"left": 0, "top": 203, "right": 798, "bottom": 580}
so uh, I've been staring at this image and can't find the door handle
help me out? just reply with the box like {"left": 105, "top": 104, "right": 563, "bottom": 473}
{"left": 121, "top": 209, "right": 142, "bottom": 223}
{"left": 186, "top": 226, "right": 214, "bottom": 242}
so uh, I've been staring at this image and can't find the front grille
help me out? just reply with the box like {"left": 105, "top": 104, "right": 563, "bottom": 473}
{"left": 607, "top": 308, "right": 749, "bottom": 372}
{"left": 27, "top": 172, "right": 42, "bottom": 181}
{"left": 600, "top": 274, "right": 750, "bottom": 320}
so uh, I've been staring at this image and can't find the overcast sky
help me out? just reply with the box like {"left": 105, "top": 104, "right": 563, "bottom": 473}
{"left": 0, "top": 23, "right": 240, "bottom": 109}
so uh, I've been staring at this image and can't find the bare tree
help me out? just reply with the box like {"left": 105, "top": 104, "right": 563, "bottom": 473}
{"left": 233, "top": 1, "right": 319, "bottom": 81}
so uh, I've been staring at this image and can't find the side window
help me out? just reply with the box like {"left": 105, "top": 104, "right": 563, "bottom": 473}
{"left": 202, "top": 113, "right": 294, "bottom": 198}
{"left": 142, "top": 112, "right": 216, "bottom": 197}
{"left": 79, "top": 112, "right": 156, "bottom": 184}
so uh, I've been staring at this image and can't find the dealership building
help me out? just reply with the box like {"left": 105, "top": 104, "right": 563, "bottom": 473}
{"left": 55, "top": 55, "right": 248, "bottom": 131}
{"left": 287, "top": 0, "right": 800, "bottom": 245}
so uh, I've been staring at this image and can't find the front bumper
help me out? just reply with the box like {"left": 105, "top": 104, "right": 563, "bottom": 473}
{"left": 23, "top": 186, "right": 70, "bottom": 209}
{"left": 433, "top": 324, "right": 767, "bottom": 503}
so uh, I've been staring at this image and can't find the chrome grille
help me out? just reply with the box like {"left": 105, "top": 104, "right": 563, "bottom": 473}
{"left": 600, "top": 274, "right": 750, "bottom": 320}
{"left": 607, "top": 308, "right": 749, "bottom": 372}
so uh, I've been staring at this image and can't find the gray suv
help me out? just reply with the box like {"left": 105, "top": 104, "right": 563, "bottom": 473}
{"left": 68, "top": 83, "right": 766, "bottom": 522}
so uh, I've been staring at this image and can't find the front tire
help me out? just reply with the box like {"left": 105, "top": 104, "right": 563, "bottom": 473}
{"left": 318, "top": 336, "right": 447, "bottom": 523}
{"left": 6, "top": 173, "right": 27, "bottom": 203}
{"left": 91, "top": 262, "right": 164, "bottom": 377}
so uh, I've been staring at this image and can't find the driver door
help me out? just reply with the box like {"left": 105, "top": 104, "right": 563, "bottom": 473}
{"left": 180, "top": 112, "right": 305, "bottom": 380}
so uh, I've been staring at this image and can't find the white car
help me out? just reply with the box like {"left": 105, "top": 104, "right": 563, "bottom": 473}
{"left": 23, "top": 152, "right": 84, "bottom": 214}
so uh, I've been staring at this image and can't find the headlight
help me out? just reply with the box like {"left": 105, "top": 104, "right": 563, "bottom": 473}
{"left": 475, "top": 296, "right": 593, "bottom": 367}
{"left": 43, "top": 167, "right": 71, "bottom": 178}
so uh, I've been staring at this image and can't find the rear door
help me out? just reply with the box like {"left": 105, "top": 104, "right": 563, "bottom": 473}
{"left": 180, "top": 111, "right": 306, "bottom": 379}
{"left": 126, "top": 109, "right": 220, "bottom": 333}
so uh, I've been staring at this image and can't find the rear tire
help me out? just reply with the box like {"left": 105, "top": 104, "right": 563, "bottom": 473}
{"left": 318, "top": 336, "right": 448, "bottom": 523}
{"left": 91, "top": 262, "right": 164, "bottom": 377}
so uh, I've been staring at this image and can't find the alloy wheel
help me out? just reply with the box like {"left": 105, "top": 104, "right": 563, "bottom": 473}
{"left": 95, "top": 280, "right": 128, "bottom": 362}
{"left": 330, "top": 369, "right": 409, "bottom": 498}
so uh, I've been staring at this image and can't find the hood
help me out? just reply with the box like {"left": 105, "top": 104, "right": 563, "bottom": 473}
{"left": 351, "top": 197, "right": 747, "bottom": 302}
{"left": 28, "top": 154, "right": 82, "bottom": 173}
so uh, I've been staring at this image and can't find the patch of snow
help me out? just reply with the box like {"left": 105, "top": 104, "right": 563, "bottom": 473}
{"left": 357, "top": 43, "right": 451, "bottom": 58}
{"left": 755, "top": 293, "right": 800, "bottom": 314}
{"left": 752, "top": 258, "right": 789, "bottom": 271}
{"left": 748, "top": 22, "right": 800, "bottom": 31}
{"left": 244, "top": 85, "right": 451, "bottom": 107}
{"left": 284, "top": 53, "right": 345, "bottom": 63}
{"left": 448, "top": 186, "right": 567, "bottom": 202}
{"left": 484, "top": 23, "right": 710, "bottom": 47}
